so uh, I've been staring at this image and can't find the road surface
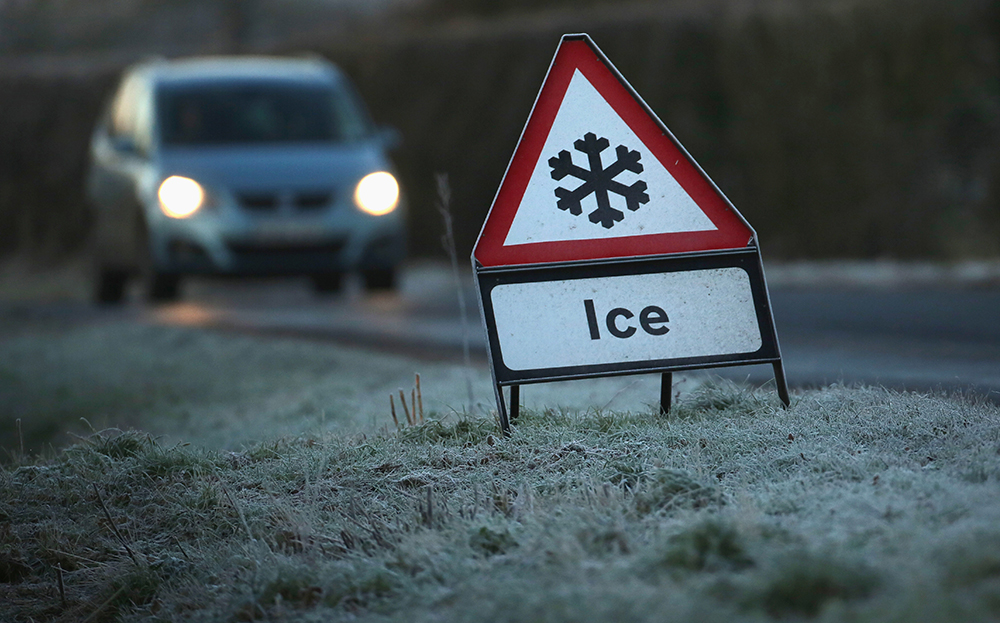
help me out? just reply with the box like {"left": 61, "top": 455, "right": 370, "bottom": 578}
{"left": 4, "top": 261, "right": 998, "bottom": 401}
{"left": 128, "top": 261, "right": 1000, "bottom": 402}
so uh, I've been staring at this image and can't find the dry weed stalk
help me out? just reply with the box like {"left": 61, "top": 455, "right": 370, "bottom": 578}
{"left": 435, "top": 173, "right": 476, "bottom": 412}
{"left": 389, "top": 373, "right": 424, "bottom": 430}
{"left": 398, "top": 389, "right": 412, "bottom": 426}
{"left": 81, "top": 585, "right": 129, "bottom": 623}
{"left": 390, "top": 395, "right": 400, "bottom": 429}
{"left": 220, "top": 483, "right": 256, "bottom": 544}
{"left": 416, "top": 373, "right": 423, "bottom": 422}
{"left": 56, "top": 564, "right": 66, "bottom": 607}
{"left": 92, "top": 484, "right": 139, "bottom": 565}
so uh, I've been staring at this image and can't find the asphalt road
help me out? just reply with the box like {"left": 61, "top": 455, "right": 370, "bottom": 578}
{"left": 129, "top": 261, "right": 1000, "bottom": 402}
{"left": 759, "top": 287, "right": 1000, "bottom": 396}
{"left": 6, "top": 261, "right": 997, "bottom": 401}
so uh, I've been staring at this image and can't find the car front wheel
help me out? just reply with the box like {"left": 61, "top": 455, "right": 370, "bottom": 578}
{"left": 95, "top": 267, "right": 129, "bottom": 305}
{"left": 147, "top": 273, "right": 181, "bottom": 302}
{"left": 362, "top": 267, "right": 396, "bottom": 291}
{"left": 311, "top": 271, "right": 344, "bottom": 294}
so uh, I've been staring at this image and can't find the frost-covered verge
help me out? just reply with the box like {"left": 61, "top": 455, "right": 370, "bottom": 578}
{"left": 0, "top": 314, "right": 677, "bottom": 458}
{"left": 3, "top": 383, "right": 999, "bottom": 622}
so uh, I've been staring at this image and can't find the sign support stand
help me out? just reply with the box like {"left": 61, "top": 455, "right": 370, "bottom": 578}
{"left": 659, "top": 372, "right": 672, "bottom": 416}
{"left": 773, "top": 361, "right": 791, "bottom": 406}
{"left": 498, "top": 363, "right": 785, "bottom": 432}
{"left": 472, "top": 34, "right": 790, "bottom": 436}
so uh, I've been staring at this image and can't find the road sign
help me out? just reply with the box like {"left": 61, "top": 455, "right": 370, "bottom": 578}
{"left": 473, "top": 36, "right": 754, "bottom": 268}
{"left": 473, "top": 34, "right": 788, "bottom": 433}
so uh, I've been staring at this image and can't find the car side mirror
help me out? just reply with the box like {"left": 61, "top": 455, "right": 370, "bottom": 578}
{"left": 376, "top": 126, "right": 402, "bottom": 151}
{"left": 110, "top": 135, "right": 139, "bottom": 155}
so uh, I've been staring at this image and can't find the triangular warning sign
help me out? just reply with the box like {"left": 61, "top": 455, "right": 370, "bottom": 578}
{"left": 474, "top": 34, "right": 755, "bottom": 268}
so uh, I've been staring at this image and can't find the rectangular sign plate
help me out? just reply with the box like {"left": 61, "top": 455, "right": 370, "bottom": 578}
{"left": 476, "top": 250, "right": 781, "bottom": 385}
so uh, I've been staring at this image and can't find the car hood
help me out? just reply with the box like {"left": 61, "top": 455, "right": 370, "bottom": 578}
{"left": 155, "top": 142, "right": 391, "bottom": 192}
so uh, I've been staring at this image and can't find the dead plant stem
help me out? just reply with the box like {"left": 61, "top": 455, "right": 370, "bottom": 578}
{"left": 390, "top": 394, "right": 400, "bottom": 430}
{"left": 92, "top": 484, "right": 139, "bottom": 566}
{"left": 416, "top": 373, "right": 424, "bottom": 423}
{"left": 81, "top": 585, "right": 127, "bottom": 623}
{"left": 398, "top": 389, "right": 412, "bottom": 426}
{"left": 55, "top": 564, "right": 66, "bottom": 607}
{"left": 221, "top": 484, "right": 255, "bottom": 544}
{"left": 435, "top": 173, "right": 476, "bottom": 411}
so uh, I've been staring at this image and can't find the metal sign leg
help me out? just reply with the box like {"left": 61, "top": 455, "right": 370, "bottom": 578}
{"left": 495, "top": 384, "right": 520, "bottom": 437}
{"left": 495, "top": 382, "right": 511, "bottom": 436}
{"left": 659, "top": 372, "right": 672, "bottom": 416}
{"left": 773, "top": 361, "right": 791, "bottom": 407}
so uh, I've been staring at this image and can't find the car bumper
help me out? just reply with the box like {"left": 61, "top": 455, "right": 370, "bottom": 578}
{"left": 147, "top": 210, "right": 405, "bottom": 276}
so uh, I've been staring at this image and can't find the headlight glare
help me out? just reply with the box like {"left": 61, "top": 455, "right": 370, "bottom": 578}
{"left": 354, "top": 171, "right": 399, "bottom": 216}
{"left": 158, "top": 175, "right": 205, "bottom": 218}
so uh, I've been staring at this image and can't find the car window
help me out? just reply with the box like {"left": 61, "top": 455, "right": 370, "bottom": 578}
{"left": 157, "top": 81, "right": 373, "bottom": 146}
{"left": 106, "top": 73, "right": 153, "bottom": 156}
{"left": 110, "top": 76, "right": 140, "bottom": 140}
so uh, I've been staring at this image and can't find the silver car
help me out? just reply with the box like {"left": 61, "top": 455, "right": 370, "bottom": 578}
{"left": 86, "top": 55, "right": 405, "bottom": 303}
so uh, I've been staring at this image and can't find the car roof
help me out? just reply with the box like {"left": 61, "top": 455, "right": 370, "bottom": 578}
{"left": 132, "top": 56, "right": 344, "bottom": 87}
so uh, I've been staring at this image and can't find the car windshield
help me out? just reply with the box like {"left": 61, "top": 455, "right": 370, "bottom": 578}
{"left": 157, "top": 80, "right": 372, "bottom": 146}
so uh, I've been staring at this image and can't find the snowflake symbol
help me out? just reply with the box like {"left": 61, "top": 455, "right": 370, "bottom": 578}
{"left": 548, "top": 132, "right": 650, "bottom": 229}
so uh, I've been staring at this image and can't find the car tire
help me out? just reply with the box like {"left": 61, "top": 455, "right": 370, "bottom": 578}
{"left": 95, "top": 268, "right": 129, "bottom": 305}
{"left": 362, "top": 267, "right": 396, "bottom": 292}
{"left": 311, "top": 271, "right": 344, "bottom": 294}
{"left": 147, "top": 273, "right": 181, "bottom": 303}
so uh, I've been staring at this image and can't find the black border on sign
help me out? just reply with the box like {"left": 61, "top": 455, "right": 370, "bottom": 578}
{"left": 476, "top": 249, "right": 781, "bottom": 385}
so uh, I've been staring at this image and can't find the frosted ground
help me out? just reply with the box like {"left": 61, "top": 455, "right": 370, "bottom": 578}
{"left": 2, "top": 259, "right": 1000, "bottom": 621}
{"left": 3, "top": 373, "right": 999, "bottom": 621}
{"left": 0, "top": 314, "right": 682, "bottom": 453}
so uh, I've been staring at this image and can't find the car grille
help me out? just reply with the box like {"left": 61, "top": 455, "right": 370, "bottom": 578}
{"left": 237, "top": 190, "right": 334, "bottom": 212}
{"left": 239, "top": 193, "right": 278, "bottom": 211}
{"left": 295, "top": 192, "right": 332, "bottom": 210}
{"left": 225, "top": 239, "right": 347, "bottom": 273}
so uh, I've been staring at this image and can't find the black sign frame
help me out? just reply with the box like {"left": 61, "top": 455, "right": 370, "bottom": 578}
{"left": 474, "top": 248, "right": 789, "bottom": 434}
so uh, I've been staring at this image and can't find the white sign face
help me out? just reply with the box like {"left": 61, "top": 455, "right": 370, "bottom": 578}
{"left": 490, "top": 267, "right": 762, "bottom": 371}
{"left": 502, "top": 69, "right": 718, "bottom": 247}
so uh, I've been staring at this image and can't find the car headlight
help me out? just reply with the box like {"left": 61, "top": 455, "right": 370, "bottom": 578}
{"left": 158, "top": 175, "right": 205, "bottom": 218}
{"left": 354, "top": 171, "right": 399, "bottom": 216}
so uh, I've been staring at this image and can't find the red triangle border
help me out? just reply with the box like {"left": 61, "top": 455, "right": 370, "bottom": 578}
{"left": 473, "top": 34, "right": 755, "bottom": 268}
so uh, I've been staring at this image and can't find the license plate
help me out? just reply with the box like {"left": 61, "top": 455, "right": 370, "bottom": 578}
{"left": 250, "top": 222, "right": 322, "bottom": 243}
